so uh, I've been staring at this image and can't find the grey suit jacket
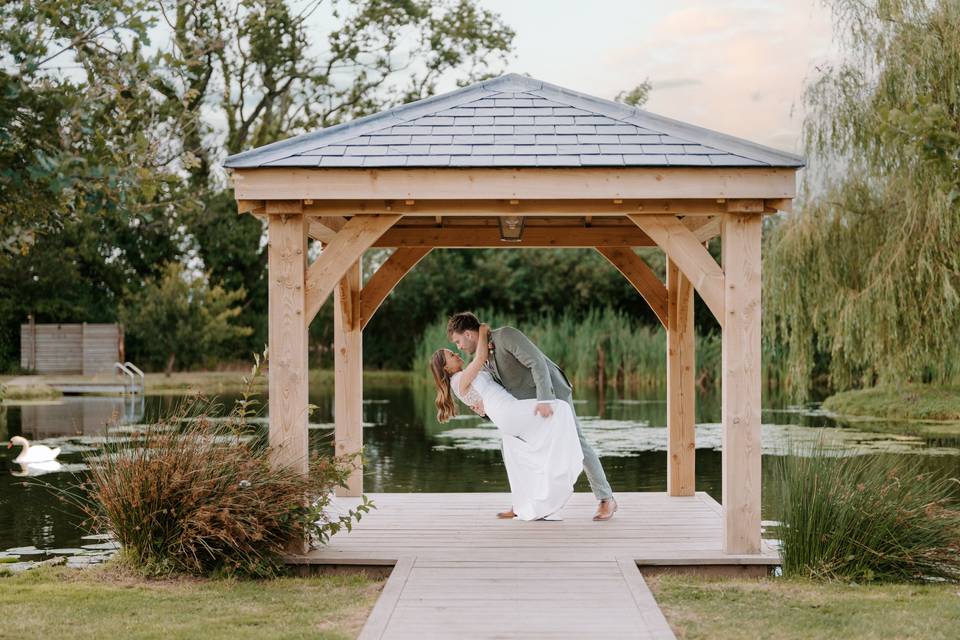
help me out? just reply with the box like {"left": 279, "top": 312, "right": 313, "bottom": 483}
{"left": 484, "top": 326, "right": 572, "bottom": 402}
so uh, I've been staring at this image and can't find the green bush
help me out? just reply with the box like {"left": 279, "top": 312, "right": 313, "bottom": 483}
{"left": 770, "top": 438, "right": 960, "bottom": 582}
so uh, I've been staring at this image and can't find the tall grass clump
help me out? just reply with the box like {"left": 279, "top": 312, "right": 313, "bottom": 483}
{"left": 770, "top": 438, "right": 960, "bottom": 582}
{"left": 59, "top": 352, "right": 372, "bottom": 577}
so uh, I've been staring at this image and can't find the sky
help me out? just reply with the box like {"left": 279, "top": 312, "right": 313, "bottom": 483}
{"left": 474, "top": 0, "right": 838, "bottom": 153}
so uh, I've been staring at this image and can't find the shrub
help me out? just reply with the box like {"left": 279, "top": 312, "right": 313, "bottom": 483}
{"left": 61, "top": 353, "right": 372, "bottom": 577}
{"left": 770, "top": 437, "right": 960, "bottom": 582}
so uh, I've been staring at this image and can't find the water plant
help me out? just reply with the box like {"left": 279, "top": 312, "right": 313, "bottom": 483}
{"left": 413, "top": 308, "right": 731, "bottom": 391}
{"left": 770, "top": 437, "right": 960, "bottom": 582}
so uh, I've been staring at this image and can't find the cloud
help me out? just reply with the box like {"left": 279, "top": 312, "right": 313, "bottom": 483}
{"left": 652, "top": 78, "right": 702, "bottom": 91}
{"left": 603, "top": 1, "right": 836, "bottom": 152}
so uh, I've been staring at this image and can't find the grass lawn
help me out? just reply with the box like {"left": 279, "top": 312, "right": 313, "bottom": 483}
{"left": 648, "top": 574, "right": 960, "bottom": 640}
{"left": 0, "top": 565, "right": 384, "bottom": 640}
{"left": 823, "top": 384, "right": 960, "bottom": 421}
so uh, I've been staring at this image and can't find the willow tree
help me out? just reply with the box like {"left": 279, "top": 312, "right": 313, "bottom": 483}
{"left": 765, "top": 0, "right": 960, "bottom": 398}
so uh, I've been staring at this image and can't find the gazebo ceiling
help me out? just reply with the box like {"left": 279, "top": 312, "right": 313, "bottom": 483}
{"left": 224, "top": 73, "right": 804, "bottom": 170}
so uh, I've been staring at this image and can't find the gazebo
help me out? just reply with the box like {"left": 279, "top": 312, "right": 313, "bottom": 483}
{"left": 224, "top": 73, "right": 803, "bottom": 559}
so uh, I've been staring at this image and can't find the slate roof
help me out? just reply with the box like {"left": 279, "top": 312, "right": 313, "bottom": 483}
{"left": 224, "top": 74, "right": 805, "bottom": 169}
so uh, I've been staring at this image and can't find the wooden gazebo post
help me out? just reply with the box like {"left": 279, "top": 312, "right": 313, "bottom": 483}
{"left": 666, "top": 260, "right": 695, "bottom": 497}
{"left": 230, "top": 73, "right": 801, "bottom": 557}
{"left": 334, "top": 259, "right": 363, "bottom": 496}
{"left": 266, "top": 202, "right": 309, "bottom": 475}
{"left": 720, "top": 212, "right": 762, "bottom": 553}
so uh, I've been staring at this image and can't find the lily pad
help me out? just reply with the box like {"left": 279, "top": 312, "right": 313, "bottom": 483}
{"left": 81, "top": 541, "right": 121, "bottom": 551}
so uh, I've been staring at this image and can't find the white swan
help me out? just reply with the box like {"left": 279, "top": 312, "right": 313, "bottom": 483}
{"left": 7, "top": 436, "right": 61, "bottom": 463}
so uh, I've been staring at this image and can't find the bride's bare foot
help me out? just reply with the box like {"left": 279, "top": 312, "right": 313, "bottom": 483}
{"left": 496, "top": 508, "right": 516, "bottom": 519}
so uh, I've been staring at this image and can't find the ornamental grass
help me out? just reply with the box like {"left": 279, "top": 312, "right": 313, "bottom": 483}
{"left": 60, "top": 353, "right": 372, "bottom": 577}
{"left": 770, "top": 438, "right": 960, "bottom": 582}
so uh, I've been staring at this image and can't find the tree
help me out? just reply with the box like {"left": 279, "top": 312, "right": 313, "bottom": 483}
{"left": 764, "top": 0, "right": 960, "bottom": 398}
{"left": 152, "top": 0, "right": 516, "bottom": 360}
{"left": 0, "top": 0, "right": 515, "bottom": 372}
{"left": 0, "top": 1, "right": 198, "bottom": 369}
{"left": 119, "top": 262, "right": 252, "bottom": 374}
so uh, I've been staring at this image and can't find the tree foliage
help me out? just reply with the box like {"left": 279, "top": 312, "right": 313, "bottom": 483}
{"left": 118, "top": 262, "right": 252, "bottom": 373}
{"left": 0, "top": 0, "right": 514, "bottom": 371}
{"left": 765, "top": 0, "right": 960, "bottom": 397}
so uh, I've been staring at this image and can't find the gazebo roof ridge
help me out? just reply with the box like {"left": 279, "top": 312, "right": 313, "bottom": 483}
{"left": 225, "top": 73, "right": 804, "bottom": 170}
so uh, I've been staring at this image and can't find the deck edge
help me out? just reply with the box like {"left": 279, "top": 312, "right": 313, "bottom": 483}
{"left": 357, "top": 556, "right": 415, "bottom": 640}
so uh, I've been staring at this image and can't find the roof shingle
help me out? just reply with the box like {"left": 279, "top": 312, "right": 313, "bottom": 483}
{"left": 224, "top": 74, "right": 805, "bottom": 169}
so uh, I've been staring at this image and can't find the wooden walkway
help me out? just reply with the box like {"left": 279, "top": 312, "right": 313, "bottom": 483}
{"left": 290, "top": 492, "right": 779, "bottom": 639}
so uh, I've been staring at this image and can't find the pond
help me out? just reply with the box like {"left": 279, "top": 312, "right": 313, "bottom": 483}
{"left": 2, "top": 380, "right": 958, "bottom": 554}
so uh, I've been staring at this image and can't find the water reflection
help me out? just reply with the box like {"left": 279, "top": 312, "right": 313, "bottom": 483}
{"left": 1, "top": 380, "right": 958, "bottom": 553}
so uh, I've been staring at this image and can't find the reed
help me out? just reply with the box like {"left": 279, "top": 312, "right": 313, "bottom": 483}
{"left": 413, "top": 309, "right": 724, "bottom": 391}
{"left": 770, "top": 437, "right": 960, "bottom": 582}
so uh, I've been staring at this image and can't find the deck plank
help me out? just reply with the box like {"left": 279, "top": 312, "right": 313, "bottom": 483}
{"left": 310, "top": 492, "right": 779, "bottom": 638}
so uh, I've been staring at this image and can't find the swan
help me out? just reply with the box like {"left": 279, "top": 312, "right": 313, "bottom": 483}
{"left": 7, "top": 436, "right": 61, "bottom": 463}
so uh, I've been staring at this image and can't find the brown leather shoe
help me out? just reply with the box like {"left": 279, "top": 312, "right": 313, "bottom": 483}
{"left": 497, "top": 508, "right": 517, "bottom": 519}
{"left": 593, "top": 498, "right": 618, "bottom": 521}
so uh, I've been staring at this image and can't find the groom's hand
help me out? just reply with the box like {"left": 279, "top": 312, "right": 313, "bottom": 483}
{"left": 534, "top": 402, "right": 554, "bottom": 418}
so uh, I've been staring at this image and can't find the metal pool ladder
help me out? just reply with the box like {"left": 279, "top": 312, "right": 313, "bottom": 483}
{"left": 114, "top": 361, "right": 145, "bottom": 395}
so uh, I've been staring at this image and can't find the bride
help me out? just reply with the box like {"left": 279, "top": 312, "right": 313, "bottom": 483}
{"left": 430, "top": 323, "right": 583, "bottom": 521}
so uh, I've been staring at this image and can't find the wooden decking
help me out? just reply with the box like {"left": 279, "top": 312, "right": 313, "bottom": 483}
{"left": 290, "top": 492, "right": 780, "bottom": 639}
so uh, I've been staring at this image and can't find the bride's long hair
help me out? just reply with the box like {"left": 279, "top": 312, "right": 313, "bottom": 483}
{"left": 430, "top": 349, "right": 458, "bottom": 423}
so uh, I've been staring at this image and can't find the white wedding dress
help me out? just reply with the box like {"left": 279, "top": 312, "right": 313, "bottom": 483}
{"left": 451, "top": 370, "right": 584, "bottom": 521}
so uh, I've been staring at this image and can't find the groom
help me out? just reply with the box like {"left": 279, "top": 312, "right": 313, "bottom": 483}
{"left": 447, "top": 312, "right": 618, "bottom": 521}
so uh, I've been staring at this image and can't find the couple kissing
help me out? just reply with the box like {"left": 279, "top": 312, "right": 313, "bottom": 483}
{"left": 430, "top": 312, "right": 617, "bottom": 522}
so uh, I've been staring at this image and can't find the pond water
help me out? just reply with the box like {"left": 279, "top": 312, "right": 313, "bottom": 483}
{"left": 2, "top": 381, "right": 958, "bottom": 554}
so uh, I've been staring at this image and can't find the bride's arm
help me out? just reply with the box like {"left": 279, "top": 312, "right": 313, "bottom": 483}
{"left": 456, "top": 323, "right": 489, "bottom": 396}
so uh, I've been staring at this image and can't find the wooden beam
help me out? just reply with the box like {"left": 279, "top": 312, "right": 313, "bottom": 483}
{"left": 318, "top": 216, "right": 347, "bottom": 232}
{"left": 720, "top": 212, "right": 763, "bottom": 554}
{"left": 666, "top": 258, "right": 696, "bottom": 497}
{"left": 303, "top": 214, "right": 401, "bottom": 324}
{"left": 334, "top": 260, "right": 363, "bottom": 497}
{"left": 764, "top": 198, "right": 793, "bottom": 212}
{"left": 237, "top": 199, "right": 264, "bottom": 213}
{"left": 233, "top": 167, "right": 798, "bottom": 201}
{"left": 725, "top": 199, "right": 765, "bottom": 213}
{"left": 373, "top": 225, "right": 654, "bottom": 248}
{"left": 359, "top": 248, "right": 432, "bottom": 330}
{"left": 683, "top": 216, "right": 721, "bottom": 242}
{"left": 337, "top": 275, "right": 357, "bottom": 330}
{"left": 629, "top": 214, "right": 725, "bottom": 326}
{"left": 266, "top": 213, "right": 309, "bottom": 476}
{"left": 266, "top": 199, "right": 303, "bottom": 214}
{"left": 595, "top": 248, "right": 668, "bottom": 328}
{"left": 307, "top": 219, "right": 336, "bottom": 243}
{"left": 303, "top": 198, "right": 754, "bottom": 217}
